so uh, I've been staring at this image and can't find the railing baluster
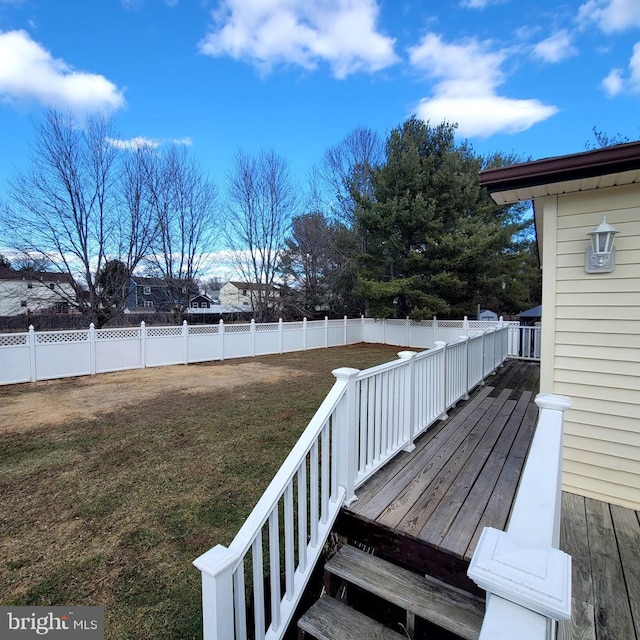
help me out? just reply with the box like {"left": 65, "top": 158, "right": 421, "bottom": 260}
{"left": 297, "top": 464, "right": 307, "bottom": 573}
{"left": 268, "top": 509, "right": 281, "bottom": 632}
{"left": 284, "top": 484, "right": 295, "bottom": 602}
{"left": 310, "top": 441, "right": 319, "bottom": 547}
{"left": 320, "top": 424, "right": 329, "bottom": 524}
{"left": 252, "top": 536, "right": 265, "bottom": 640}
{"left": 233, "top": 562, "right": 247, "bottom": 640}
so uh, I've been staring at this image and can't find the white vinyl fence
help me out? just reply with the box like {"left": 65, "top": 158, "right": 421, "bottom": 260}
{"left": 193, "top": 328, "right": 510, "bottom": 640}
{"left": 0, "top": 316, "right": 536, "bottom": 386}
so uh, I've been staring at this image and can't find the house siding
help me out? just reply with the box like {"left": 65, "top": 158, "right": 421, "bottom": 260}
{"left": 540, "top": 183, "right": 640, "bottom": 510}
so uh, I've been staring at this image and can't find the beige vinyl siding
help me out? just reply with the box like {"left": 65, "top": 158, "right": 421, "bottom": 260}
{"left": 543, "top": 183, "right": 640, "bottom": 509}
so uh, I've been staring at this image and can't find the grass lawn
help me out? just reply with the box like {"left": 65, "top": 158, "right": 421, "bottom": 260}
{"left": 0, "top": 343, "right": 403, "bottom": 639}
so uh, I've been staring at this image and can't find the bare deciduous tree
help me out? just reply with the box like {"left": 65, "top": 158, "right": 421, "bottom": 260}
{"left": 321, "top": 125, "right": 383, "bottom": 227}
{"left": 225, "top": 149, "right": 297, "bottom": 321}
{"left": 2, "top": 110, "right": 117, "bottom": 325}
{"left": 143, "top": 145, "right": 219, "bottom": 315}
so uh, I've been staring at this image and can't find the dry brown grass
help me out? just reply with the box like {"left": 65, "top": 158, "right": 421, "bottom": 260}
{"left": 0, "top": 343, "right": 402, "bottom": 639}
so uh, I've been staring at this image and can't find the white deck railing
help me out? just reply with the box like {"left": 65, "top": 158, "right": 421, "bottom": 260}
{"left": 193, "top": 327, "right": 509, "bottom": 640}
{"left": 468, "top": 393, "right": 572, "bottom": 640}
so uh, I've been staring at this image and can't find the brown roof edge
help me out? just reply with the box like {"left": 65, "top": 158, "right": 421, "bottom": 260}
{"left": 480, "top": 140, "right": 640, "bottom": 192}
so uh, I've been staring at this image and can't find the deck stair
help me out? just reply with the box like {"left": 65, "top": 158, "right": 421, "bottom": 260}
{"left": 298, "top": 544, "right": 484, "bottom": 640}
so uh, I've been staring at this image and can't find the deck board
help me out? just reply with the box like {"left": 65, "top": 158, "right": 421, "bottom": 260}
{"left": 341, "top": 361, "right": 541, "bottom": 585}
{"left": 559, "top": 493, "right": 640, "bottom": 640}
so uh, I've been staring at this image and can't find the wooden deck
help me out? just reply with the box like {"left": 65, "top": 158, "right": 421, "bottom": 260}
{"left": 336, "top": 360, "right": 540, "bottom": 594}
{"left": 560, "top": 492, "right": 640, "bottom": 640}
{"left": 333, "top": 358, "right": 640, "bottom": 639}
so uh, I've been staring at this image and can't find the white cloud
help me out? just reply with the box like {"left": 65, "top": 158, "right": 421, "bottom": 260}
{"left": 459, "top": 0, "right": 506, "bottom": 8}
{"left": 600, "top": 42, "right": 640, "bottom": 95}
{"left": 198, "top": 0, "right": 398, "bottom": 78}
{"left": 0, "top": 30, "right": 124, "bottom": 113}
{"left": 532, "top": 29, "right": 577, "bottom": 63}
{"left": 106, "top": 136, "right": 161, "bottom": 150}
{"left": 578, "top": 0, "right": 640, "bottom": 33}
{"left": 409, "top": 33, "right": 558, "bottom": 137}
{"left": 106, "top": 136, "right": 193, "bottom": 150}
{"left": 601, "top": 68, "right": 624, "bottom": 96}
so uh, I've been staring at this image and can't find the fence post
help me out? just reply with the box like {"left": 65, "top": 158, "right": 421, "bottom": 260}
{"left": 434, "top": 340, "right": 448, "bottom": 420}
{"left": 278, "top": 318, "right": 284, "bottom": 354}
{"left": 398, "top": 351, "right": 417, "bottom": 451}
{"left": 361, "top": 314, "right": 365, "bottom": 343}
{"left": 324, "top": 316, "right": 329, "bottom": 348}
{"left": 89, "top": 323, "right": 96, "bottom": 375}
{"left": 344, "top": 315, "right": 348, "bottom": 345}
{"left": 460, "top": 335, "right": 470, "bottom": 400}
{"left": 28, "top": 325, "right": 36, "bottom": 382}
{"left": 332, "top": 367, "right": 360, "bottom": 505}
{"left": 303, "top": 317, "right": 307, "bottom": 350}
{"left": 140, "top": 321, "right": 147, "bottom": 369}
{"left": 193, "top": 545, "right": 238, "bottom": 640}
{"left": 219, "top": 319, "right": 225, "bottom": 361}
{"left": 433, "top": 316, "right": 438, "bottom": 344}
{"left": 464, "top": 315, "right": 469, "bottom": 336}
{"left": 405, "top": 317, "right": 410, "bottom": 346}
{"left": 183, "top": 320, "right": 189, "bottom": 364}
{"left": 250, "top": 318, "right": 256, "bottom": 356}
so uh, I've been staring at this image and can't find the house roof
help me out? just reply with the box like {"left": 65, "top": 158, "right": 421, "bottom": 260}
{"left": 0, "top": 268, "right": 75, "bottom": 285}
{"left": 225, "top": 281, "right": 274, "bottom": 291}
{"left": 517, "top": 305, "right": 542, "bottom": 318}
{"left": 480, "top": 141, "right": 640, "bottom": 205}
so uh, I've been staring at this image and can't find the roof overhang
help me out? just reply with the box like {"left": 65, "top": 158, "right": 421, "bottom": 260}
{"left": 480, "top": 141, "right": 640, "bottom": 205}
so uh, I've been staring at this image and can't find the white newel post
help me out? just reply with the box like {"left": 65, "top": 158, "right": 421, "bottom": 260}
{"left": 468, "top": 393, "right": 572, "bottom": 640}
{"left": 182, "top": 320, "right": 188, "bottom": 364}
{"left": 193, "top": 544, "right": 239, "bottom": 640}
{"left": 250, "top": 318, "right": 256, "bottom": 356}
{"left": 324, "top": 316, "right": 329, "bottom": 348}
{"left": 397, "top": 351, "right": 417, "bottom": 451}
{"left": 434, "top": 341, "right": 448, "bottom": 419}
{"left": 278, "top": 318, "right": 284, "bottom": 354}
{"left": 463, "top": 315, "right": 469, "bottom": 337}
{"left": 140, "top": 321, "right": 147, "bottom": 369}
{"left": 332, "top": 367, "right": 360, "bottom": 506}
{"left": 28, "top": 325, "right": 36, "bottom": 382}
{"left": 219, "top": 319, "right": 225, "bottom": 361}
{"left": 89, "top": 323, "right": 96, "bottom": 375}
{"left": 303, "top": 317, "right": 307, "bottom": 350}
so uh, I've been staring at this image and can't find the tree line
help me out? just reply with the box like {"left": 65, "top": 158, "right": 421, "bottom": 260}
{"left": 0, "top": 109, "right": 540, "bottom": 328}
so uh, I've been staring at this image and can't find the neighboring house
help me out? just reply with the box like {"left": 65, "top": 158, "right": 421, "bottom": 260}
{"left": 478, "top": 309, "right": 498, "bottom": 321}
{"left": 187, "top": 294, "right": 214, "bottom": 311}
{"left": 219, "top": 281, "right": 281, "bottom": 310}
{"left": 0, "top": 269, "right": 77, "bottom": 316}
{"left": 125, "top": 276, "right": 197, "bottom": 313}
{"left": 480, "top": 141, "right": 640, "bottom": 510}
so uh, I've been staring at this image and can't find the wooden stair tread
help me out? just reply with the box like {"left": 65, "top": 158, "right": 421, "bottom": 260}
{"left": 325, "top": 545, "right": 484, "bottom": 640}
{"left": 297, "top": 595, "right": 406, "bottom": 640}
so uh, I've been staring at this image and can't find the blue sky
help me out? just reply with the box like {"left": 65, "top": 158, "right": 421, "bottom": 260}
{"left": 1, "top": 0, "right": 640, "bottom": 194}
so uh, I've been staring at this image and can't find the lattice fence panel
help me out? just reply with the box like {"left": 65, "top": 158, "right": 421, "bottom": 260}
{"left": 36, "top": 331, "right": 88, "bottom": 344}
{"left": 0, "top": 334, "right": 27, "bottom": 346}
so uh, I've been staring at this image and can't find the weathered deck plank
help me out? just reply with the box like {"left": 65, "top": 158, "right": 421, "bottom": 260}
{"left": 339, "top": 361, "right": 540, "bottom": 594}
{"left": 439, "top": 390, "right": 534, "bottom": 557}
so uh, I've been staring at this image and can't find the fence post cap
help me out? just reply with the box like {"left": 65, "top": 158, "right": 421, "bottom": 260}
{"left": 332, "top": 367, "right": 360, "bottom": 380}
{"left": 433, "top": 340, "right": 447, "bottom": 349}
{"left": 535, "top": 393, "right": 572, "bottom": 412}
{"left": 193, "top": 544, "right": 238, "bottom": 577}
{"left": 397, "top": 350, "right": 417, "bottom": 360}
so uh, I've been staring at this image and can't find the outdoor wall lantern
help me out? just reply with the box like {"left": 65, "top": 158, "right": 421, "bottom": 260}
{"left": 585, "top": 217, "right": 619, "bottom": 274}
